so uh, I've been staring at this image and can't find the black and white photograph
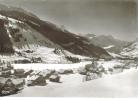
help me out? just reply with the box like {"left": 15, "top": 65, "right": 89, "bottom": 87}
{"left": 0, "top": 0, "right": 138, "bottom": 98}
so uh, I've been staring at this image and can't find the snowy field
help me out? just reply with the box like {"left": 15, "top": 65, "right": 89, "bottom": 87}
{"left": 12, "top": 60, "right": 123, "bottom": 71}
{"left": 10, "top": 68, "right": 138, "bottom": 97}
{"left": 12, "top": 61, "right": 92, "bottom": 71}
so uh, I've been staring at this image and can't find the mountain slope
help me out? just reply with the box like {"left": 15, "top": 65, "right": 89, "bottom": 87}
{"left": 0, "top": 4, "right": 111, "bottom": 59}
{"left": 120, "top": 38, "right": 138, "bottom": 58}
{"left": 0, "top": 18, "right": 14, "bottom": 54}
{"left": 84, "top": 34, "right": 129, "bottom": 53}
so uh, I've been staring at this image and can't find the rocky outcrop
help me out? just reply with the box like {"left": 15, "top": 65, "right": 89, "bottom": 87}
{"left": 0, "top": 78, "right": 25, "bottom": 96}
{"left": 49, "top": 73, "right": 60, "bottom": 83}
{"left": 14, "top": 69, "right": 25, "bottom": 78}
{"left": 39, "top": 70, "right": 55, "bottom": 79}
{"left": 0, "top": 63, "right": 25, "bottom": 96}
{"left": 27, "top": 75, "right": 47, "bottom": 86}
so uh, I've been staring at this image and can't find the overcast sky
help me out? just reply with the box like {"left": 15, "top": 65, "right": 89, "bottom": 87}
{"left": 0, "top": 0, "right": 137, "bottom": 41}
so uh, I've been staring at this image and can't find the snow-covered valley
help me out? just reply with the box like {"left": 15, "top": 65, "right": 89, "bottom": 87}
{"left": 0, "top": 2, "right": 138, "bottom": 98}
{"left": 10, "top": 68, "right": 138, "bottom": 97}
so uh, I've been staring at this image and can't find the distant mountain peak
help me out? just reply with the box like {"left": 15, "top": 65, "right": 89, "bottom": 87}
{"left": 84, "top": 34, "right": 129, "bottom": 53}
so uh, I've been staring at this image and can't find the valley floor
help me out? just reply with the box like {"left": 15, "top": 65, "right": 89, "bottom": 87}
{"left": 10, "top": 68, "right": 138, "bottom": 97}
